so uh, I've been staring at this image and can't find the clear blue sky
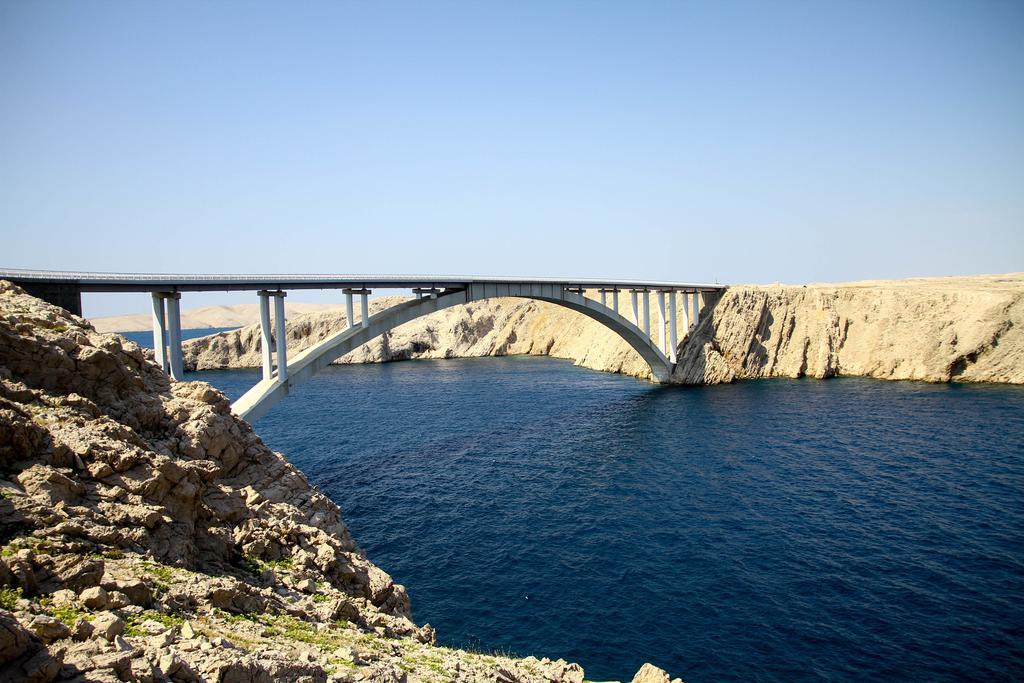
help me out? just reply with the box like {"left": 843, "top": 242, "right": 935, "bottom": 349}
{"left": 2, "top": 1, "right": 1022, "bottom": 316}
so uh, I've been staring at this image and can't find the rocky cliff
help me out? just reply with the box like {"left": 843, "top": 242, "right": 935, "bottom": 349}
{"left": 182, "top": 274, "right": 1024, "bottom": 385}
{"left": 0, "top": 280, "right": 681, "bottom": 682}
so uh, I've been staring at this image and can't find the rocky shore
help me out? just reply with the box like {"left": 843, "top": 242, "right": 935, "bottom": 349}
{"left": 182, "top": 274, "right": 1024, "bottom": 385}
{"left": 0, "top": 279, "right": 683, "bottom": 682}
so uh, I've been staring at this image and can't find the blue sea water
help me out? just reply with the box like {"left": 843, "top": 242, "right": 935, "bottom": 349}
{"left": 120, "top": 327, "right": 238, "bottom": 348}
{"left": 185, "top": 357, "right": 1024, "bottom": 682}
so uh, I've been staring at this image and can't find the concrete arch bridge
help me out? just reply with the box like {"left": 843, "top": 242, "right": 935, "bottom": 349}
{"left": 0, "top": 270, "right": 724, "bottom": 422}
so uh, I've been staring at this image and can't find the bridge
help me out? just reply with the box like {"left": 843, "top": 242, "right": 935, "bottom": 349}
{"left": 0, "top": 269, "right": 725, "bottom": 421}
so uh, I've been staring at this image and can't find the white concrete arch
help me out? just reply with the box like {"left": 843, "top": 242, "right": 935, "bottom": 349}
{"left": 232, "top": 283, "right": 674, "bottom": 422}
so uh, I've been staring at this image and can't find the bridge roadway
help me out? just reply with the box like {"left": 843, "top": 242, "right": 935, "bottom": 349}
{"left": 0, "top": 268, "right": 725, "bottom": 420}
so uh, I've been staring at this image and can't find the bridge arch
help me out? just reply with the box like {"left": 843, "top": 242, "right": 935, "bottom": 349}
{"left": 232, "top": 283, "right": 674, "bottom": 421}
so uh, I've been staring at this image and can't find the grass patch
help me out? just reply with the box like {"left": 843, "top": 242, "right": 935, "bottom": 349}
{"left": 238, "top": 554, "right": 295, "bottom": 577}
{"left": 51, "top": 603, "right": 86, "bottom": 627}
{"left": 124, "top": 609, "right": 185, "bottom": 636}
{"left": 264, "top": 556, "right": 294, "bottom": 571}
{"left": 139, "top": 562, "right": 174, "bottom": 592}
{"left": 0, "top": 586, "right": 23, "bottom": 610}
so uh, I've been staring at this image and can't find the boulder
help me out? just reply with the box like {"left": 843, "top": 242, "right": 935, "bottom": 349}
{"left": 0, "top": 610, "right": 62, "bottom": 682}
{"left": 89, "top": 612, "right": 124, "bottom": 641}
{"left": 26, "top": 614, "right": 69, "bottom": 643}
{"left": 79, "top": 585, "right": 109, "bottom": 610}
{"left": 632, "top": 663, "right": 685, "bottom": 683}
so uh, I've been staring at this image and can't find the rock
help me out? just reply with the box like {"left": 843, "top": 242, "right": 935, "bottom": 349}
{"left": 26, "top": 614, "right": 69, "bottom": 643}
{"left": 105, "top": 590, "right": 131, "bottom": 609}
{"left": 70, "top": 617, "right": 94, "bottom": 641}
{"left": 632, "top": 663, "right": 684, "bottom": 683}
{"left": 180, "top": 620, "right": 197, "bottom": 639}
{"left": 296, "top": 578, "right": 316, "bottom": 594}
{"left": 100, "top": 576, "right": 152, "bottom": 606}
{"left": 79, "top": 585, "right": 109, "bottom": 610}
{"left": 89, "top": 612, "right": 124, "bottom": 641}
{"left": 0, "top": 609, "right": 35, "bottom": 662}
{"left": 37, "top": 554, "right": 103, "bottom": 592}
{"left": 0, "top": 610, "right": 62, "bottom": 682}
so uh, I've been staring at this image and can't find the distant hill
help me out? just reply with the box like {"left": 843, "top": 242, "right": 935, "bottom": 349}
{"left": 89, "top": 302, "right": 343, "bottom": 332}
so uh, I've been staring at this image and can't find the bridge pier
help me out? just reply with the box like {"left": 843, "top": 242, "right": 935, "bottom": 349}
{"left": 691, "top": 291, "right": 700, "bottom": 329}
{"left": 642, "top": 290, "right": 651, "bottom": 336}
{"left": 612, "top": 289, "right": 620, "bottom": 315}
{"left": 668, "top": 291, "right": 678, "bottom": 363}
{"left": 600, "top": 289, "right": 607, "bottom": 307}
{"left": 413, "top": 287, "right": 440, "bottom": 300}
{"left": 150, "top": 293, "right": 168, "bottom": 373}
{"left": 274, "top": 292, "right": 288, "bottom": 381}
{"left": 258, "top": 291, "right": 274, "bottom": 380}
{"left": 345, "top": 291, "right": 354, "bottom": 330}
{"left": 150, "top": 292, "right": 183, "bottom": 378}
{"left": 165, "top": 293, "right": 184, "bottom": 380}
{"left": 656, "top": 291, "right": 666, "bottom": 353}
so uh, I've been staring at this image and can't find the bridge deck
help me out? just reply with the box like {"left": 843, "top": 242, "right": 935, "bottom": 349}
{"left": 0, "top": 268, "right": 724, "bottom": 293}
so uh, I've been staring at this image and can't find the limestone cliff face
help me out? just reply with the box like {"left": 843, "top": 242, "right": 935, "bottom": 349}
{"left": 182, "top": 275, "right": 1024, "bottom": 386}
{"left": 673, "top": 275, "right": 1024, "bottom": 384}
{"left": 0, "top": 281, "right": 620, "bottom": 682}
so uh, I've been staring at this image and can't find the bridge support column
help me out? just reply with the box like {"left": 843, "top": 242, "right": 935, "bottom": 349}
{"left": 656, "top": 291, "right": 666, "bottom": 352}
{"left": 361, "top": 291, "right": 370, "bottom": 329}
{"left": 630, "top": 290, "right": 639, "bottom": 325}
{"left": 345, "top": 291, "right": 354, "bottom": 330}
{"left": 668, "top": 291, "right": 678, "bottom": 363}
{"left": 166, "top": 293, "right": 184, "bottom": 380}
{"left": 691, "top": 292, "right": 700, "bottom": 329}
{"left": 150, "top": 293, "right": 168, "bottom": 373}
{"left": 258, "top": 291, "right": 274, "bottom": 381}
{"left": 274, "top": 292, "right": 287, "bottom": 381}
{"left": 642, "top": 290, "right": 650, "bottom": 336}
{"left": 413, "top": 287, "right": 440, "bottom": 300}
{"left": 612, "top": 289, "right": 619, "bottom": 315}
{"left": 600, "top": 289, "right": 607, "bottom": 307}
{"left": 680, "top": 291, "right": 690, "bottom": 333}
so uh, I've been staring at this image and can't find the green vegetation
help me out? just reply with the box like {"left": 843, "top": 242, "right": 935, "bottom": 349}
{"left": 0, "top": 586, "right": 23, "bottom": 609}
{"left": 51, "top": 603, "right": 86, "bottom": 627}
{"left": 238, "top": 554, "right": 296, "bottom": 577}
{"left": 123, "top": 609, "right": 185, "bottom": 636}
{"left": 311, "top": 593, "right": 331, "bottom": 603}
{"left": 264, "top": 556, "right": 295, "bottom": 571}
{"left": 139, "top": 561, "right": 174, "bottom": 592}
{"left": 1, "top": 535, "right": 47, "bottom": 557}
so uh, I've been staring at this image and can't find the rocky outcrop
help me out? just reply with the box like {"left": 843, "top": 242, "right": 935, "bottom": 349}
{"left": 182, "top": 274, "right": 1024, "bottom": 385}
{"left": 673, "top": 275, "right": 1024, "bottom": 384}
{"left": 0, "top": 280, "right": 678, "bottom": 681}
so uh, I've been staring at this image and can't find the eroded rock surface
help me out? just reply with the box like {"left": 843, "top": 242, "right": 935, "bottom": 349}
{"left": 1, "top": 280, "right": 679, "bottom": 681}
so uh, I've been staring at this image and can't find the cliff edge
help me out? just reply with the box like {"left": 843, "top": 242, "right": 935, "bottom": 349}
{"left": 0, "top": 280, "right": 680, "bottom": 681}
